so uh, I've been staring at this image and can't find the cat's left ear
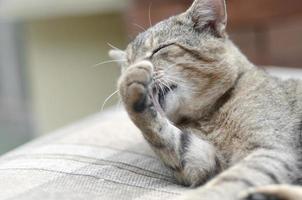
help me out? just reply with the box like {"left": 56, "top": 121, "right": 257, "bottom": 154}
{"left": 109, "top": 49, "right": 126, "bottom": 65}
{"left": 109, "top": 49, "right": 127, "bottom": 73}
{"left": 184, "top": 0, "right": 227, "bottom": 38}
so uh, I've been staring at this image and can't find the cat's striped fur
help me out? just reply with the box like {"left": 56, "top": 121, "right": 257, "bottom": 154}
{"left": 110, "top": 0, "right": 302, "bottom": 199}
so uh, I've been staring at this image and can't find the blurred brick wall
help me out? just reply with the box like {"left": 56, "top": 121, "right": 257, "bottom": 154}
{"left": 126, "top": 0, "right": 302, "bottom": 68}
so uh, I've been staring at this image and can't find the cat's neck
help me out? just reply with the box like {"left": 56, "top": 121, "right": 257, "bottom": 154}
{"left": 192, "top": 41, "right": 258, "bottom": 123}
{"left": 225, "top": 39, "right": 256, "bottom": 73}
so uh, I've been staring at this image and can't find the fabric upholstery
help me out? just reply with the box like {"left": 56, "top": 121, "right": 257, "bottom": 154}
{"left": 0, "top": 109, "right": 189, "bottom": 200}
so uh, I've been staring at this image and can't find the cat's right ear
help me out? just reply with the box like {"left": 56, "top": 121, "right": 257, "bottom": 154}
{"left": 184, "top": 0, "right": 227, "bottom": 38}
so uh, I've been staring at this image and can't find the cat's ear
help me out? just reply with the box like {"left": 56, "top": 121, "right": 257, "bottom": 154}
{"left": 184, "top": 0, "right": 227, "bottom": 37}
{"left": 109, "top": 49, "right": 127, "bottom": 73}
{"left": 109, "top": 49, "right": 126, "bottom": 65}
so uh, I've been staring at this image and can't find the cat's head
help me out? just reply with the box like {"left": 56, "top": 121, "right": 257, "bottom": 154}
{"left": 110, "top": 0, "right": 248, "bottom": 123}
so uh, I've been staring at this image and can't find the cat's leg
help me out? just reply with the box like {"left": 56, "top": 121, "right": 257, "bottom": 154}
{"left": 242, "top": 185, "right": 302, "bottom": 200}
{"left": 177, "top": 148, "right": 298, "bottom": 200}
{"left": 119, "top": 60, "right": 222, "bottom": 186}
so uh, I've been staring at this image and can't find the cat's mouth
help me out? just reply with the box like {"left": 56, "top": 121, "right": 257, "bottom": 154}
{"left": 151, "top": 84, "right": 177, "bottom": 113}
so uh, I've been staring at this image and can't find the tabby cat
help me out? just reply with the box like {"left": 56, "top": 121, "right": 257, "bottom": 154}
{"left": 109, "top": 0, "right": 302, "bottom": 199}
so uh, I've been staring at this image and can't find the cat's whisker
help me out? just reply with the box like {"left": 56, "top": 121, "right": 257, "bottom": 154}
{"left": 164, "top": 72, "right": 188, "bottom": 81}
{"left": 154, "top": 76, "right": 163, "bottom": 81}
{"left": 164, "top": 77, "right": 201, "bottom": 94}
{"left": 158, "top": 83, "right": 168, "bottom": 101}
{"left": 161, "top": 75, "right": 179, "bottom": 83}
{"left": 148, "top": 2, "right": 153, "bottom": 28}
{"left": 132, "top": 23, "right": 147, "bottom": 32}
{"left": 158, "top": 79, "right": 171, "bottom": 91}
{"left": 92, "top": 59, "right": 127, "bottom": 68}
{"left": 153, "top": 70, "right": 165, "bottom": 81}
{"left": 163, "top": 75, "right": 187, "bottom": 84}
{"left": 158, "top": 82, "right": 165, "bottom": 93}
{"left": 101, "top": 89, "right": 120, "bottom": 111}
{"left": 161, "top": 76, "right": 185, "bottom": 88}
{"left": 158, "top": 78, "right": 176, "bottom": 100}
{"left": 164, "top": 79, "right": 190, "bottom": 90}
{"left": 161, "top": 79, "right": 173, "bottom": 93}
{"left": 153, "top": 72, "right": 164, "bottom": 79}
{"left": 107, "top": 42, "right": 123, "bottom": 52}
{"left": 157, "top": 81, "right": 166, "bottom": 100}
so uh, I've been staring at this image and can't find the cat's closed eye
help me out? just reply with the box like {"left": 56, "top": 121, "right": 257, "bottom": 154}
{"left": 151, "top": 43, "right": 175, "bottom": 58}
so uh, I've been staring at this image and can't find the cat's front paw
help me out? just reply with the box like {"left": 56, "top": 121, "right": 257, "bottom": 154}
{"left": 119, "top": 60, "right": 154, "bottom": 113}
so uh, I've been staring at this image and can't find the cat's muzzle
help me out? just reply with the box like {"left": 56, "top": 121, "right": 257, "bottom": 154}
{"left": 150, "top": 84, "right": 177, "bottom": 113}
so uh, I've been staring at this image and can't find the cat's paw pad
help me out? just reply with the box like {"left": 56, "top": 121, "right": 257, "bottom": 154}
{"left": 119, "top": 61, "right": 154, "bottom": 113}
{"left": 125, "top": 61, "right": 153, "bottom": 86}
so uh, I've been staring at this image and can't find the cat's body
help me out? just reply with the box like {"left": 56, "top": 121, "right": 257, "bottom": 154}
{"left": 110, "top": 0, "right": 302, "bottom": 199}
